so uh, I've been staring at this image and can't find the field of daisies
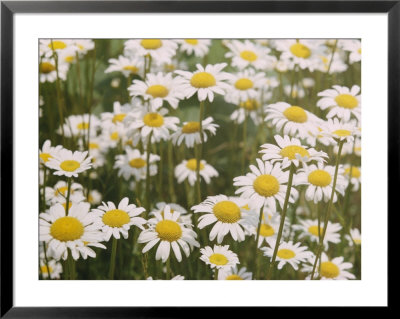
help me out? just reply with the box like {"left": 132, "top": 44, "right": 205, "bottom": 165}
{"left": 39, "top": 39, "right": 361, "bottom": 280}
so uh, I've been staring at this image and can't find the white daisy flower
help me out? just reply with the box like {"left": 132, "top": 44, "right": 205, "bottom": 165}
{"left": 40, "top": 202, "right": 105, "bottom": 261}
{"left": 302, "top": 77, "right": 315, "bottom": 88}
{"left": 339, "top": 39, "right": 361, "bottom": 64}
{"left": 264, "top": 102, "right": 320, "bottom": 138}
{"left": 261, "top": 238, "right": 314, "bottom": 270}
{"left": 224, "top": 69, "right": 267, "bottom": 104}
{"left": 46, "top": 149, "right": 92, "bottom": 178}
{"left": 254, "top": 211, "right": 283, "bottom": 248}
{"left": 334, "top": 137, "right": 361, "bottom": 156}
{"left": 316, "top": 52, "right": 348, "bottom": 74}
{"left": 177, "top": 39, "right": 211, "bottom": 57}
{"left": 124, "top": 39, "right": 178, "bottom": 66}
{"left": 146, "top": 275, "right": 185, "bottom": 280}
{"left": 218, "top": 266, "right": 252, "bottom": 280}
{"left": 74, "top": 39, "right": 95, "bottom": 55}
{"left": 317, "top": 85, "right": 361, "bottom": 122}
{"left": 57, "top": 46, "right": 80, "bottom": 64}
{"left": 259, "top": 135, "right": 328, "bottom": 169}
{"left": 233, "top": 158, "right": 298, "bottom": 211}
{"left": 151, "top": 202, "right": 192, "bottom": 225}
{"left": 91, "top": 197, "right": 146, "bottom": 241}
{"left": 45, "top": 181, "right": 85, "bottom": 205}
{"left": 320, "top": 118, "right": 358, "bottom": 144}
{"left": 284, "top": 84, "right": 305, "bottom": 100}
{"left": 101, "top": 101, "right": 135, "bottom": 126}
{"left": 87, "top": 189, "right": 102, "bottom": 206}
{"left": 302, "top": 253, "right": 356, "bottom": 280}
{"left": 292, "top": 219, "right": 342, "bottom": 250}
{"left": 175, "top": 63, "right": 232, "bottom": 102}
{"left": 191, "top": 195, "right": 255, "bottom": 243}
{"left": 39, "top": 256, "right": 63, "bottom": 279}
{"left": 343, "top": 164, "right": 361, "bottom": 191}
{"left": 60, "top": 114, "right": 100, "bottom": 138}
{"left": 88, "top": 149, "right": 106, "bottom": 169}
{"left": 345, "top": 228, "right": 361, "bottom": 246}
{"left": 105, "top": 55, "right": 144, "bottom": 77}
{"left": 138, "top": 205, "right": 199, "bottom": 262}
{"left": 114, "top": 147, "right": 160, "bottom": 181}
{"left": 40, "top": 140, "right": 63, "bottom": 165}
{"left": 171, "top": 116, "right": 218, "bottom": 148}
{"left": 230, "top": 96, "right": 265, "bottom": 125}
{"left": 296, "top": 163, "right": 346, "bottom": 203}
{"left": 39, "top": 57, "right": 69, "bottom": 83}
{"left": 200, "top": 245, "right": 239, "bottom": 270}
{"left": 39, "top": 39, "right": 75, "bottom": 57}
{"left": 174, "top": 158, "right": 218, "bottom": 186}
{"left": 225, "top": 40, "right": 276, "bottom": 70}
{"left": 128, "top": 72, "right": 185, "bottom": 110}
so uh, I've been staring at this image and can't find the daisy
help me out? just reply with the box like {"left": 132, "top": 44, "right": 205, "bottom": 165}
{"left": 39, "top": 256, "right": 63, "bottom": 279}
{"left": 218, "top": 266, "right": 252, "bottom": 280}
{"left": 58, "top": 46, "right": 80, "bottom": 64}
{"left": 171, "top": 116, "right": 218, "bottom": 148}
{"left": 233, "top": 158, "right": 297, "bottom": 211}
{"left": 74, "top": 39, "right": 95, "bottom": 55}
{"left": 138, "top": 205, "right": 199, "bottom": 262}
{"left": 46, "top": 149, "right": 92, "bottom": 178}
{"left": 175, "top": 63, "right": 232, "bottom": 102}
{"left": 200, "top": 245, "right": 239, "bottom": 270}
{"left": 75, "top": 240, "right": 107, "bottom": 260}
{"left": 45, "top": 181, "right": 85, "bottom": 205}
{"left": 316, "top": 52, "right": 348, "bottom": 74}
{"left": 224, "top": 69, "right": 267, "bottom": 104}
{"left": 99, "top": 122, "right": 127, "bottom": 149}
{"left": 302, "top": 253, "right": 356, "bottom": 280}
{"left": 125, "top": 108, "right": 179, "bottom": 144}
{"left": 254, "top": 211, "right": 282, "bottom": 247}
{"left": 225, "top": 40, "right": 276, "bottom": 70}
{"left": 177, "top": 39, "right": 211, "bottom": 57}
{"left": 114, "top": 147, "right": 160, "bottom": 181}
{"left": 284, "top": 84, "right": 305, "bottom": 99}
{"left": 60, "top": 114, "right": 100, "bottom": 138}
{"left": 147, "top": 275, "right": 185, "bottom": 280}
{"left": 259, "top": 135, "right": 328, "bottom": 169}
{"left": 175, "top": 158, "right": 218, "bottom": 186}
{"left": 40, "top": 140, "right": 63, "bottom": 165}
{"left": 39, "top": 39, "right": 75, "bottom": 57}
{"left": 339, "top": 39, "right": 361, "bottom": 64}
{"left": 87, "top": 189, "right": 102, "bottom": 206}
{"left": 91, "top": 197, "right": 146, "bottom": 241}
{"left": 296, "top": 163, "right": 346, "bottom": 203}
{"left": 261, "top": 238, "right": 314, "bottom": 270}
{"left": 317, "top": 85, "right": 361, "bottom": 121}
{"left": 320, "top": 118, "right": 358, "bottom": 144}
{"left": 39, "top": 57, "right": 69, "bottom": 83}
{"left": 345, "top": 228, "right": 361, "bottom": 246}
{"left": 292, "top": 219, "right": 342, "bottom": 249}
{"left": 124, "top": 39, "right": 178, "bottom": 66}
{"left": 343, "top": 164, "right": 361, "bottom": 191}
{"left": 230, "top": 96, "right": 265, "bottom": 125}
{"left": 105, "top": 55, "right": 144, "bottom": 77}
{"left": 191, "top": 195, "right": 255, "bottom": 243}
{"left": 264, "top": 102, "right": 320, "bottom": 138}
{"left": 39, "top": 202, "right": 105, "bottom": 261}
{"left": 88, "top": 149, "right": 106, "bottom": 169}
{"left": 335, "top": 137, "right": 361, "bottom": 156}
{"left": 101, "top": 101, "right": 134, "bottom": 126}
{"left": 128, "top": 72, "right": 185, "bottom": 110}
{"left": 151, "top": 202, "right": 192, "bottom": 225}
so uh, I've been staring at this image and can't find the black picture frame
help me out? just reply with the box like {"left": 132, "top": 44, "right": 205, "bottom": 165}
{"left": 1, "top": 0, "right": 394, "bottom": 316}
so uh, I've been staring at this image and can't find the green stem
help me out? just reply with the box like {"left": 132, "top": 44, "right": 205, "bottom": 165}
{"left": 310, "top": 140, "right": 344, "bottom": 279}
{"left": 267, "top": 163, "right": 296, "bottom": 279}
{"left": 326, "top": 39, "right": 338, "bottom": 76}
{"left": 67, "top": 252, "right": 75, "bottom": 280}
{"left": 65, "top": 177, "right": 72, "bottom": 215}
{"left": 214, "top": 268, "right": 219, "bottom": 280}
{"left": 109, "top": 237, "right": 118, "bottom": 280}
{"left": 254, "top": 207, "right": 263, "bottom": 278}
{"left": 195, "top": 101, "right": 205, "bottom": 203}
{"left": 145, "top": 132, "right": 153, "bottom": 214}
{"left": 167, "top": 141, "right": 176, "bottom": 202}
{"left": 241, "top": 111, "right": 248, "bottom": 172}
{"left": 166, "top": 258, "right": 171, "bottom": 280}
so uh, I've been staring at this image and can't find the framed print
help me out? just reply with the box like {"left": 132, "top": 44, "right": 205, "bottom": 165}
{"left": 1, "top": 0, "right": 394, "bottom": 316}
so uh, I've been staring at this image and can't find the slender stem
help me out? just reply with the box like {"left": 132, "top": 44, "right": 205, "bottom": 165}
{"left": 145, "top": 132, "right": 153, "bottom": 214}
{"left": 254, "top": 207, "right": 263, "bottom": 278}
{"left": 166, "top": 258, "right": 171, "bottom": 280}
{"left": 195, "top": 101, "right": 205, "bottom": 203}
{"left": 241, "top": 110, "right": 248, "bottom": 172}
{"left": 310, "top": 140, "right": 344, "bottom": 279}
{"left": 42, "top": 242, "right": 52, "bottom": 280}
{"left": 109, "top": 237, "right": 118, "bottom": 280}
{"left": 167, "top": 141, "right": 176, "bottom": 202}
{"left": 67, "top": 252, "right": 75, "bottom": 280}
{"left": 267, "top": 163, "right": 296, "bottom": 279}
{"left": 326, "top": 39, "right": 338, "bottom": 76}
{"left": 214, "top": 268, "right": 219, "bottom": 280}
{"left": 65, "top": 177, "right": 72, "bottom": 215}
{"left": 343, "top": 139, "right": 356, "bottom": 219}
{"left": 75, "top": 51, "right": 83, "bottom": 107}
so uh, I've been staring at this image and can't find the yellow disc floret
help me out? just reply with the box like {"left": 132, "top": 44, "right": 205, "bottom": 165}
{"left": 77, "top": 122, "right": 89, "bottom": 130}
{"left": 186, "top": 158, "right": 204, "bottom": 171}
{"left": 155, "top": 220, "right": 182, "bottom": 242}
{"left": 333, "top": 129, "right": 351, "bottom": 137}
{"left": 112, "top": 113, "right": 127, "bottom": 124}
{"left": 213, "top": 201, "right": 241, "bottom": 223}
{"left": 129, "top": 158, "right": 146, "bottom": 168}
{"left": 253, "top": 174, "right": 280, "bottom": 197}
{"left": 240, "top": 99, "right": 260, "bottom": 111}
{"left": 185, "top": 39, "right": 198, "bottom": 45}
{"left": 182, "top": 121, "right": 200, "bottom": 133}
{"left": 60, "top": 160, "right": 80, "bottom": 172}
{"left": 308, "top": 225, "right": 324, "bottom": 237}
{"left": 40, "top": 153, "right": 52, "bottom": 163}
{"left": 209, "top": 253, "right": 228, "bottom": 266}
{"left": 143, "top": 112, "right": 164, "bottom": 127}
{"left": 283, "top": 106, "right": 308, "bottom": 123}
{"left": 260, "top": 223, "right": 275, "bottom": 237}
{"left": 240, "top": 50, "right": 258, "bottom": 62}
{"left": 344, "top": 166, "right": 361, "bottom": 178}
{"left": 225, "top": 275, "right": 243, "bottom": 280}
{"left": 140, "top": 39, "right": 162, "bottom": 50}
{"left": 190, "top": 72, "right": 216, "bottom": 88}
{"left": 277, "top": 248, "right": 295, "bottom": 259}
{"left": 334, "top": 94, "right": 358, "bottom": 109}
{"left": 320, "top": 261, "right": 340, "bottom": 278}
{"left": 50, "top": 216, "right": 84, "bottom": 242}
{"left": 146, "top": 85, "right": 169, "bottom": 98}
{"left": 235, "top": 78, "right": 254, "bottom": 90}
{"left": 280, "top": 145, "right": 310, "bottom": 160}
{"left": 123, "top": 65, "right": 139, "bottom": 74}
{"left": 48, "top": 41, "right": 67, "bottom": 50}
{"left": 39, "top": 62, "right": 56, "bottom": 74}
{"left": 290, "top": 43, "right": 311, "bottom": 59}
{"left": 102, "top": 209, "right": 130, "bottom": 228}
{"left": 308, "top": 170, "right": 332, "bottom": 187}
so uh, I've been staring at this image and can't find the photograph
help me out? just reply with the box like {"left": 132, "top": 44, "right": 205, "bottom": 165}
{"left": 38, "top": 38, "right": 362, "bottom": 281}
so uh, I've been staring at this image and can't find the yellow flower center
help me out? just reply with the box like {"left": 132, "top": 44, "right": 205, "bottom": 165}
{"left": 213, "top": 201, "right": 241, "bottom": 223}
{"left": 354, "top": 238, "right": 361, "bottom": 245}
{"left": 62, "top": 202, "right": 72, "bottom": 211}
{"left": 102, "top": 209, "right": 130, "bottom": 227}
{"left": 143, "top": 113, "right": 164, "bottom": 127}
{"left": 77, "top": 122, "right": 89, "bottom": 130}
{"left": 146, "top": 85, "right": 169, "bottom": 98}
{"left": 89, "top": 143, "right": 99, "bottom": 150}
{"left": 308, "top": 169, "right": 332, "bottom": 187}
{"left": 334, "top": 94, "right": 358, "bottom": 109}
{"left": 260, "top": 223, "right": 275, "bottom": 237}
{"left": 240, "top": 99, "right": 260, "bottom": 111}
{"left": 344, "top": 167, "right": 361, "bottom": 178}
{"left": 140, "top": 39, "right": 162, "bottom": 50}
{"left": 60, "top": 160, "right": 80, "bottom": 172}
{"left": 56, "top": 186, "right": 69, "bottom": 196}
{"left": 358, "top": 48, "right": 361, "bottom": 54}
{"left": 123, "top": 65, "right": 139, "bottom": 74}
{"left": 64, "top": 55, "right": 75, "bottom": 63}
{"left": 290, "top": 43, "right": 311, "bottom": 59}
{"left": 39, "top": 62, "right": 56, "bottom": 74}
{"left": 155, "top": 220, "right": 182, "bottom": 242}
{"left": 48, "top": 41, "right": 67, "bottom": 50}
{"left": 40, "top": 153, "right": 52, "bottom": 162}
{"left": 50, "top": 216, "right": 84, "bottom": 241}
{"left": 182, "top": 121, "right": 200, "bottom": 133}
{"left": 185, "top": 39, "right": 198, "bottom": 45}
{"left": 209, "top": 253, "right": 228, "bottom": 266}
{"left": 280, "top": 145, "right": 310, "bottom": 160}
{"left": 186, "top": 158, "right": 204, "bottom": 171}
{"left": 333, "top": 129, "right": 351, "bottom": 137}
{"left": 308, "top": 225, "right": 324, "bottom": 237}
{"left": 283, "top": 106, "right": 308, "bottom": 123}
{"left": 277, "top": 248, "right": 295, "bottom": 259}
{"left": 110, "top": 132, "right": 119, "bottom": 141}
{"left": 226, "top": 274, "right": 243, "bottom": 280}
{"left": 129, "top": 158, "right": 146, "bottom": 168}
{"left": 112, "top": 113, "right": 126, "bottom": 123}
{"left": 190, "top": 72, "right": 216, "bottom": 88}
{"left": 234, "top": 78, "right": 253, "bottom": 90}
{"left": 320, "top": 261, "right": 340, "bottom": 278}
{"left": 40, "top": 265, "right": 54, "bottom": 274}
{"left": 253, "top": 174, "right": 280, "bottom": 197}
{"left": 240, "top": 50, "right": 258, "bottom": 62}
